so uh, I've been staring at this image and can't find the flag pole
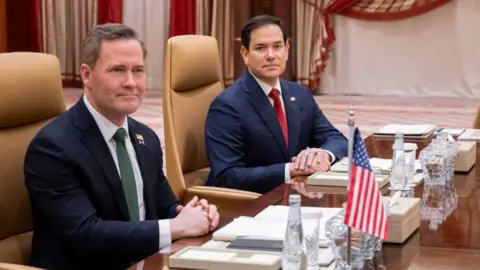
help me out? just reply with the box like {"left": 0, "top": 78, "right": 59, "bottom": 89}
{"left": 347, "top": 104, "right": 355, "bottom": 266}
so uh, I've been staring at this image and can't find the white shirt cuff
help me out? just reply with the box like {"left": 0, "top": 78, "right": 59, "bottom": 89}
{"left": 323, "top": 150, "right": 336, "bottom": 163}
{"left": 158, "top": 219, "right": 172, "bottom": 249}
{"left": 285, "top": 163, "right": 291, "bottom": 183}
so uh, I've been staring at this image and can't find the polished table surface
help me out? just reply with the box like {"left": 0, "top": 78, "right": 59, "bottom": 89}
{"left": 129, "top": 136, "right": 480, "bottom": 270}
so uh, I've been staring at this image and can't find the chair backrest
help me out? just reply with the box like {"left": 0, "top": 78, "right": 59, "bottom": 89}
{"left": 163, "top": 35, "right": 224, "bottom": 200}
{"left": 0, "top": 52, "right": 65, "bottom": 264}
{"left": 0, "top": 263, "right": 43, "bottom": 270}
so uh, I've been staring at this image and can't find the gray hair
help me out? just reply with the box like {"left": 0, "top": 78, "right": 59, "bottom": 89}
{"left": 80, "top": 23, "right": 147, "bottom": 67}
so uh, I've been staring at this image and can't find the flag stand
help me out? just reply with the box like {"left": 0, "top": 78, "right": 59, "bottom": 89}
{"left": 346, "top": 105, "right": 355, "bottom": 267}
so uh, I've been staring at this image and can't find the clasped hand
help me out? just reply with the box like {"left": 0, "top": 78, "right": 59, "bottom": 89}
{"left": 171, "top": 196, "right": 220, "bottom": 240}
{"left": 289, "top": 147, "right": 331, "bottom": 177}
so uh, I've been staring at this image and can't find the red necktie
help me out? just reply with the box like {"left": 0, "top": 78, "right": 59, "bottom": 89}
{"left": 268, "top": 88, "right": 288, "bottom": 148}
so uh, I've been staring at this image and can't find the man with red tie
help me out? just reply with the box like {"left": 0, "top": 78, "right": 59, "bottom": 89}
{"left": 204, "top": 15, "right": 348, "bottom": 194}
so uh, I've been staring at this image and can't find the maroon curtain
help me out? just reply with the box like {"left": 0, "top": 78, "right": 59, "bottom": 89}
{"left": 29, "top": 0, "right": 41, "bottom": 52}
{"left": 5, "top": 0, "right": 41, "bottom": 52}
{"left": 169, "top": 0, "right": 196, "bottom": 37}
{"left": 0, "top": 0, "right": 6, "bottom": 53}
{"left": 97, "top": 0, "right": 123, "bottom": 24}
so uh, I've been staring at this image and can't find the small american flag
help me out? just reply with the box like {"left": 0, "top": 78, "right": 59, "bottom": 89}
{"left": 344, "top": 128, "right": 389, "bottom": 239}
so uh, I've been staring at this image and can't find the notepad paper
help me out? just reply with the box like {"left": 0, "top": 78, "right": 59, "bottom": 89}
{"left": 212, "top": 216, "right": 286, "bottom": 242}
{"left": 375, "top": 124, "right": 436, "bottom": 135}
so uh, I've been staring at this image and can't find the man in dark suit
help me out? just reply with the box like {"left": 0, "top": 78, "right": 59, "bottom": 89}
{"left": 205, "top": 15, "right": 348, "bottom": 194}
{"left": 24, "top": 24, "right": 219, "bottom": 270}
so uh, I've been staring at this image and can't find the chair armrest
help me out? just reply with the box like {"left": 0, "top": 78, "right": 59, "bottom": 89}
{"left": 183, "top": 186, "right": 261, "bottom": 213}
{"left": 0, "top": 263, "right": 44, "bottom": 270}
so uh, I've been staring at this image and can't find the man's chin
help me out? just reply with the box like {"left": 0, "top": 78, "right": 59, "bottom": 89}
{"left": 262, "top": 70, "right": 283, "bottom": 79}
{"left": 118, "top": 104, "right": 140, "bottom": 116}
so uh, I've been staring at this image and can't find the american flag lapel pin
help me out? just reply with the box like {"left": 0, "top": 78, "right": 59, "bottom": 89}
{"left": 136, "top": 134, "right": 145, "bottom": 145}
{"left": 290, "top": 97, "right": 296, "bottom": 102}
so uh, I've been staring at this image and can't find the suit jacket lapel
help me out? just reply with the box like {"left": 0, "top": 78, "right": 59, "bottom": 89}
{"left": 128, "top": 120, "right": 156, "bottom": 220}
{"left": 244, "top": 72, "right": 289, "bottom": 159}
{"left": 281, "top": 82, "right": 301, "bottom": 159}
{"left": 73, "top": 98, "right": 130, "bottom": 220}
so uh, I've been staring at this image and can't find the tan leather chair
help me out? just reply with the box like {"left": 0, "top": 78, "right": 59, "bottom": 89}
{"left": 163, "top": 35, "right": 261, "bottom": 212}
{"left": 0, "top": 52, "right": 65, "bottom": 267}
{"left": 0, "top": 263, "right": 43, "bottom": 270}
{"left": 473, "top": 105, "right": 480, "bottom": 128}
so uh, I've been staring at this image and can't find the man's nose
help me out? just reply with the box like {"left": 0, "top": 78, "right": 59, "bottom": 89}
{"left": 266, "top": 47, "right": 275, "bottom": 59}
{"left": 123, "top": 71, "right": 136, "bottom": 88}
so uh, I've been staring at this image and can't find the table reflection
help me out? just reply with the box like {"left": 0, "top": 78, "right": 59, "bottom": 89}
{"left": 421, "top": 182, "right": 458, "bottom": 230}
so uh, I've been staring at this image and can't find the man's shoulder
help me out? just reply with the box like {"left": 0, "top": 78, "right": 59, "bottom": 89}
{"left": 281, "top": 79, "right": 312, "bottom": 96}
{"left": 26, "top": 109, "right": 78, "bottom": 160}
{"left": 35, "top": 110, "right": 75, "bottom": 142}
{"left": 127, "top": 117, "right": 160, "bottom": 143}
{"left": 212, "top": 79, "right": 247, "bottom": 107}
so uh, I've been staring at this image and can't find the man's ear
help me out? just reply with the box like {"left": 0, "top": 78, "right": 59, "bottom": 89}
{"left": 240, "top": 45, "right": 249, "bottom": 65}
{"left": 285, "top": 39, "right": 290, "bottom": 61}
{"left": 80, "top": 63, "right": 93, "bottom": 88}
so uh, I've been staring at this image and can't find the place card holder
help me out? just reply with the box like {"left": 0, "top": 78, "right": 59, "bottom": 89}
{"left": 383, "top": 197, "right": 421, "bottom": 244}
{"left": 454, "top": 141, "right": 476, "bottom": 172}
{"left": 307, "top": 172, "right": 389, "bottom": 188}
{"left": 169, "top": 246, "right": 282, "bottom": 270}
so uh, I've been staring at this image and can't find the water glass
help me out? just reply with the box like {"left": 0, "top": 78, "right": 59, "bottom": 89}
{"left": 303, "top": 212, "right": 322, "bottom": 269}
{"left": 404, "top": 143, "right": 417, "bottom": 187}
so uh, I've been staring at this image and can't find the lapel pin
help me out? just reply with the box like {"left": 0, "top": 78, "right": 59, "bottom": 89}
{"left": 136, "top": 134, "right": 145, "bottom": 145}
{"left": 290, "top": 97, "right": 296, "bottom": 102}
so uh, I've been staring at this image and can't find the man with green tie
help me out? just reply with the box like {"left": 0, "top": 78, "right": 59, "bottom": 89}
{"left": 24, "top": 23, "right": 219, "bottom": 270}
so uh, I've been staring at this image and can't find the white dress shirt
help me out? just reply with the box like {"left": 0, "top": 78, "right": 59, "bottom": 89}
{"left": 250, "top": 74, "right": 335, "bottom": 182}
{"left": 83, "top": 96, "right": 171, "bottom": 249}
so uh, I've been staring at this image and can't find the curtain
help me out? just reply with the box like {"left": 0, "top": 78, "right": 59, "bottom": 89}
{"left": 123, "top": 0, "right": 170, "bottom": 90}
{"left": 5, "top": 0, "right": 40, "bottom": 52}
{"left": 294, "top": 0, "right": 325, "bottom": 90}
{"left": 294, "top": 0, "right": 355, "bottom": 90}
{"left": 169, "top": 0, "right": 196, "bottom": 37}
{"left": 40, "top": 0, "right": 97, "bottom": 87}
{"left": 98, "top": 0, "right": 123, "bottom": 24}
{"left": 321, "top": 0, "right": 480, "bottom": 98}
{"left": 29, "top": 0, "right": 42, "bottom": 52}
{"left": 339, "top": 0, "right": 452, "bottom": 21}
{"left": 0, "top": 0, "right": 6, "bottom": 52}
{"left": 196, "top": 0, "right": 234, "bottom": 85}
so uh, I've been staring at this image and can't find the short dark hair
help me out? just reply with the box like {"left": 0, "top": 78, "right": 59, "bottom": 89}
{"left": 80, "top": 23, "right": 147, "bottom": 67}
{"left": 240, "top": 15, "right": 287, "bottom": 50}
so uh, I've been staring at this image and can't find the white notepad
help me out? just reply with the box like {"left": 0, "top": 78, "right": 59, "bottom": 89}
{"left": 212, "top": 207, "right": 342, "bottom": 247}
{"left": 457, "top": 129, "right": 480, "bottom": 141}
{"left": 180, "top": 250, "right": 237, "bottom": 261}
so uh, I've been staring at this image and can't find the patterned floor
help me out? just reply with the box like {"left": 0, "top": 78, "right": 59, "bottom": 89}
{"left": 64, "top": 88, "right": 480, "bottom": 145}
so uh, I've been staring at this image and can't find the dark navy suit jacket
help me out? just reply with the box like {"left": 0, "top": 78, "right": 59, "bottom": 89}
{"left": 24, "top": 98, "right": 179, "bottom": 270}
{"left": 204, "top": 71, "right": 348, "bottom": 194}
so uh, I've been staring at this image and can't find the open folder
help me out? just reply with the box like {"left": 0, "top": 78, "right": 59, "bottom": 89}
{"left": 373, "top": 124, "right": 436, "bottom": 138}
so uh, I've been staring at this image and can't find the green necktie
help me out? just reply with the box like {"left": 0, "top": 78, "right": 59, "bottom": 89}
{"left": 113, "top": 128, "right": 140, "bottom": 221}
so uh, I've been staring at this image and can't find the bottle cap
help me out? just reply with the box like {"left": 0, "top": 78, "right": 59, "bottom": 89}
{"left": 289, "top": 194, "right": 301, "bottom": 204}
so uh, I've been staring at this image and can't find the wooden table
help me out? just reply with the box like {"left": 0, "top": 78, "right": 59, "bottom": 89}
{"left": 129, "top": 136, "right": 480, "bottom": 269}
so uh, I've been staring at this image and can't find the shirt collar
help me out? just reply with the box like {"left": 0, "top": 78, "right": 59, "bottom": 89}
{"left": 83, "top": 95, "right": 129, "bottom": 142}
{"left": 249, "top": 70, "right": 282, "bottom": 97}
